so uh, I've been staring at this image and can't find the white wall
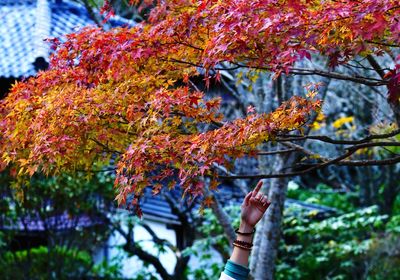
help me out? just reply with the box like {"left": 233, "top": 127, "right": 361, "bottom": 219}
{"left": 94, "top": 218, "right": 177, "bottom": 278}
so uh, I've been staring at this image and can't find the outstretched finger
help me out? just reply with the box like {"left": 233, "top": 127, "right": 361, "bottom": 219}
{"left": 252, "top": 180, "right": 263, "bottom": 197}
{"left": 243, "top": 191, "right": 252, "bottom": 206}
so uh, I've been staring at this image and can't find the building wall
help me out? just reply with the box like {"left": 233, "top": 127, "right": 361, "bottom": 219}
{"left": 93, "top": 219, "right": 178, "bottom": 278}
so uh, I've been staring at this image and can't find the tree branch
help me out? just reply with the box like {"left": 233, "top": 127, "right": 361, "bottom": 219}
{"left": 139, "top": 221, "right": 177, "bottom": 253}
{"left": 166, "top": 59, "right": 387, "bottom": 87}
{"left": 80, "top": 0, "right": 104, "bottom": 28}
{"left": 366, "top": 55, "right": 386, "bottom": 79}
{"left": 219, "top": 141, "right": 400, "bottom": 179}
{"left": 257, "top": 148, "right": 297, "bottom": 156}
{"left": 276, "top": 129, "right": 400, "bottom": 145}
{"left": 280, "top": 142, "right": 318, "bottom": 158}
{"left": 289, "top": 67, "right": 387, "bottom": 86}
{"left": 111, "top": 220, "right": 173, "bottom": 280}
{"left": 365, "top": 40, "right": 400, "bottom": 48}
{"left": 205, "top": 191, "right": 236, "bottom": 245}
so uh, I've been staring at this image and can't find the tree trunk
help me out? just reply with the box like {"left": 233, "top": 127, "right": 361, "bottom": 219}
{"left": 381, "top": 165, "right": 399, "bottom": 215}
{"left": 210, "top": 196, "right": 236, "bottom": 245}
{"left": 250, "top": 154, "right": 293, "bottom": 280}
{"left": 249, "top": 143, "right": 270, "bottom": 274}
{"left": 250, "top": 74, "right": 331, "bottom": 279}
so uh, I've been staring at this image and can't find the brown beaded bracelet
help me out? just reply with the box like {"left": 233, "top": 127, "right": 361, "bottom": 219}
{"left": 235, "top": 227, "right": 256, "bottom": 236}
{"left": 233, "top": 239, "right": 253, "bottom": 250}
{"left": 233, "top": 242, "right": 252, "bottom": 251}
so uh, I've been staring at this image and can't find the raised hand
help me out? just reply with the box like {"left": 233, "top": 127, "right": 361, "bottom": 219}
{"left": 240, "top": 180, "right": 271, "bottom": 231}
{"left": 226, "top": 181, "right": 271, "bottom": 269}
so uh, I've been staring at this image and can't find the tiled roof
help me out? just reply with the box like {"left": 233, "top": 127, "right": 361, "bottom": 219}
{"left": 140, "top": 185, "right": 338, "bottom": 224}
{"left": 0, "top": 0, "right": 128, "bottom": 78}
{"left": 140, "top": 183, "right": 246, "bottom": 224}
{"left": 0, "top": 212, "right": 104, "bottom": 232}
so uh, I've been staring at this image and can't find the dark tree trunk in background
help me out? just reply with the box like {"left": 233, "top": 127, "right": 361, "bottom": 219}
{"left": 381, "top": 166, "right": 400, "bottom": 215}
{"left": 251, "top": 154, "right": 294, "bottom": 280}
{"left": 250, "top": 76, "right": 293, "bottom": 280}
{"left": 210, "top": 195, "right": 236, "bottom": 245}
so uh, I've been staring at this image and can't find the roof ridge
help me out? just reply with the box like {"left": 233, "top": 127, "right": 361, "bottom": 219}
{"left": 0, "top": 0, "right": 132, "bottom": 78}
{"left": 33, "top": 0, "right": 51, "bottom": 70}
{"left": 0, "top": 0, "right": 37, "bottom": 5}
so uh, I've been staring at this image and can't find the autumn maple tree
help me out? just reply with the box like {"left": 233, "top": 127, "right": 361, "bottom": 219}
{"left": 1, "top": 0, "right": 399, "bottom": 213}
{"left": 1, "top": 1, "right": 400, "bottom": 279}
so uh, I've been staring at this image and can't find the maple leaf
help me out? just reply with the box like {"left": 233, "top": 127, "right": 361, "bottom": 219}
{"left": 247, "top": 105, "right": 256, "bottom": 114}
{"left": 203, "top": 196, "right": 214, "bottom": 207}
{"left": 189, "top": 95, "right": 201, "bottom": 106}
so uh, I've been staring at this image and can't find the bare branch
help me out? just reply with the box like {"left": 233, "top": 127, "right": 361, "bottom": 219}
{"left": 366, "top": 55, "right": 386, "bottom": 79}
{"left": 209, "top": 196, "right": 236, "bottom": 245}
{"left": 80, "top": 0, "right": 104, "bottom": 28}
{"left": 365, "top": 40, "right": 400, "bottom": 48}
{"left": 109, "top": 219, "right": 173, "bottom": 280}
{"left": 277, "top": 129, "right": 400, "bottom": 145}
{"left": 139, "top": 221, "right": 178, "bottom": 253}
{"left": 166, "top": 58, "right": 387, "bottom": 87}
{"left": 257, "top": 148, "right": 297, "bottom": 156}
{"left": 219, "top": 141, "right": 400, "bottom": 180}
{"left": 280, "top": 142, "right": 319, "bottom": 158}
{"left": 334, "top": 155, "right": 400, "bottom": 166}
{"left": 289, "top": 67, "right": 387, "bottom": 86}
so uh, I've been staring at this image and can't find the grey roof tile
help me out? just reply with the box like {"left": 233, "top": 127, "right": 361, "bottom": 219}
{"left": 0, "top": 0, "right": 128, "bottom": 78}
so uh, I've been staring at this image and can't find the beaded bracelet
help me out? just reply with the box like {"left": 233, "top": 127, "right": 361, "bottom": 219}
{"left": 234, "top": 239, "right": 253, "bottom": 247}
{"left": 233, "top": 239, "right": 253, "bottom": 250}
{"left": 235, "top": 227, "right": 256, "bottom": 236}
{"left": 233, "top": 242, "right": 252, "bottom": 250}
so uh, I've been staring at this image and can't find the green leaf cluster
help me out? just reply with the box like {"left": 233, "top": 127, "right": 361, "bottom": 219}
{"left": 0, "top": 245, "right": 122, "bottom": 280}
{"left": 277, "top": 189, "right": 400, "bottom": 280}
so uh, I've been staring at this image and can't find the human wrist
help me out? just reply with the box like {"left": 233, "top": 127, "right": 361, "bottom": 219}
{"left": 239, "top": 221, "right": 254, "bottom": 233}
{"left": 236, "top": 222, "right": 255, "bottom": 242}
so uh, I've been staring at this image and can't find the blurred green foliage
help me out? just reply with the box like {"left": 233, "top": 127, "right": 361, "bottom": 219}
{"left": 184, "top": 182, "right": 400, "bottom": 280}
{"left": 287, "top": 182, "right": 358, "bottom": 213}
{"left": 279, "top": 182, "right": 400, "bottom": 280}
{"left": 1, "top": 169, "right": 399, "bottom": 279}
{"left": 277, "top": 205, "right": 400, "bottom": 279}
{"left": 0, "top": 245, "right": 123, "bottom": 280}
{"left": 0, "top": 170, "right": 124, "bottom": 279}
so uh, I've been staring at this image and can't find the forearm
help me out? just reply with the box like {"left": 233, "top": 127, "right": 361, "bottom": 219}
{"left": 229, "top": 222, "right": 254, "bottom": 266}
{"left": 221, "top": 182, "right": 269, "bottom": 280}
{"left": 221, "top": 222, "right": 254, "bottom": 280}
